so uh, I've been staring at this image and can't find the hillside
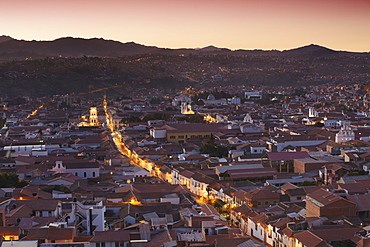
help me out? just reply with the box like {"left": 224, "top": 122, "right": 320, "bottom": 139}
{"left": 0, "top": 37, "right": 369, "bottom": 97}
{"left": 0, "top": 37, "right": 367, "bottom": 61}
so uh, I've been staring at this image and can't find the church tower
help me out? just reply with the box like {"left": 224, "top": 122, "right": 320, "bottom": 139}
{"left": 89, "top": 107, "right": 99, "bottom": 126}
{"left": 335, "top": 122, "right": 355, "bottom": 143}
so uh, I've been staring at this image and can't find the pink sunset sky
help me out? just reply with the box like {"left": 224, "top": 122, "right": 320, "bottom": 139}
{"left": 1, "top": 0, "right": 369, "bottom": 51}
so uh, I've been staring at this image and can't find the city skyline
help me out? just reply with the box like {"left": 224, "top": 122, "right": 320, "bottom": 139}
{"left": 1, "top": 0, "right": 370, "bottom": 52}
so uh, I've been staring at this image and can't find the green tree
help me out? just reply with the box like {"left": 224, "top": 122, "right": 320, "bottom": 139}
{"left": 0, "top": 172, "right": 29, "bottom": 188}
{"left": 200, "top": 143, "right": 228, "bottom": 158}
{"left": 313, "top": 122, "right": 325, "bottom": 127}
{"left": 41, "top": 185, "right": 71, "bottom": 193}
{"left": 298, "top": 181, "right": 317, "bottom": 186}
{"left": 0, "top": 118, "right": 5, "bottom": 129}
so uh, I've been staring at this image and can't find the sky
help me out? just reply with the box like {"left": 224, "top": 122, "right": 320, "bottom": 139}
{"left": 1, "top": 0, "right": 369, "bottom": 52}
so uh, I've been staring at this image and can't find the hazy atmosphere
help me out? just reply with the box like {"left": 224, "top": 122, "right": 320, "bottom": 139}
{"left": 1, "top": 0, "right": 369, "bottom": 51}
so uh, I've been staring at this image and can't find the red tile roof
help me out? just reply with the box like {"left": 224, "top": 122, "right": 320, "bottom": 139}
{"left": 338, "top": 183, "right": 368, "bottom": 194}
{"left": 0, "top": 226, "right": 21, "bottom": 236}
{"left": 245, "top": 188, "right": 280, "bottom": 200}
{"left": 226, "top": 168, "right": 278, "bottom": 179}
{"left": 311, "top": 227, "right": 363, "bottom": 242}
{"left": 90, "top": 229, "right": 131, "bottom": 242}
{"left": 267, "top": 151, "right": 310, "bottom": 161}
{"left": 347, "top": 194, "right": 370, "bottom": 212}
{"left": 307, "top": 188, "right": 355, "bottom": 207}
{"left": 294, "top": 231, "right": 329, "bottom": 247}
{"left": 26, "top": 227, "right": 74, "bottom": 241}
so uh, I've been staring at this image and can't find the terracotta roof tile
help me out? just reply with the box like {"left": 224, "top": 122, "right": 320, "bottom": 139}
{"left": 294, "top": 231, "right": 329, "bottom": 247}
{"left": 146, "top": 229, "right": 177, "bottom": 247}
{"left": 0, "top": 226, "right": 21, "bottom": 236}
{"left": 307, "top": 188, "right": 355, "bottom": 207}
{"left": 26, "top": 227, "right": 74, "bottom": 241}
{"left": 338, "top": 183, "right": 368, "bottom": 194}
{"left": 90, "top": 229, "right": 131, "bottom": 242}
{"left": 267, "top": 152, "right": 310, "bottom": 161}
{"left": 245, "top": 188, "right": 280, "bottom": 200}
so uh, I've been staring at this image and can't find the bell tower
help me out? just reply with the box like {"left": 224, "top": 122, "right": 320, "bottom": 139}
{"left": 89, "top": 107, "right": 99, "bottom": 126}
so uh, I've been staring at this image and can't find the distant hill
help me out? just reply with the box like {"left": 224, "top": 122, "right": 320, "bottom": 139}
{"left": 282, "top": 44, "right": 337, "bottom": 57}
{"left": 0, "top": 36, "right": 369, "bottom": 97}
{"left": 0, "top": 35, "right": 13, "bottom": 44}
{"left": 0, "top": 36, "right": 367, "bottom": 61}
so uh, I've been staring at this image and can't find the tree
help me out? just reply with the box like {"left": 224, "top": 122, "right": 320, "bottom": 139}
{"left": 0, "top": 118, "right": 5, "bottom": 129}
{"left": 200, "top": 143, "right": 228, "bottom": 158}
{"left": 40, "top": 185, "right": 71, "bottom": 193}
{"left": 298, "top": 181, "right": 317, "bottom": 186}
{"left": 0, "top": 172, "right": 29, "bottom": 188}
{"left": 313, "top": 122, "right": 324, "bottom": 127}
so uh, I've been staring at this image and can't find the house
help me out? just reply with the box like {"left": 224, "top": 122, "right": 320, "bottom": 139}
{"left": 89, "top": 229, "right": 132, "bottom": 247}
{"left": 114, "top": 184, "right": 192, "bottom": 204}
{"left": 323, "top": 163, "right": 350, "bottom": 185}
{"left": 46, "top": 176, "right": 76, "bottom": 187}
{"left": 150, "top": 123, "right": 224, "bottom": 143}
{"left": 214, "top": 238, "right": 257, "bottom": 247}
{"left": 294, "top": 227, "right": 363, "bottom": 247}
{"left": 338, "top": 183, "right": 368, "bottom": 195}
{"left": 263, "top": 152, "right": 310, "bottom": 173}
{"left": 66, "top": 200, "right": 106, "bottom": 235}
{"left": 244, "top": 188, "right": 280, "bottom": 208}
{"left": 293, "top": 230, "right": 331, "bottom": 247}
{"left": 0, "top": 226, "right": 21, "bottom": 240}
{"left": 49, "top": 160, "right": 100, "bottom": 179}
{"left": 305, "top": 188, "right": 356, "bottom": 217}
{"left": 282, "top": 187, "right": 306, "bottom": 203}
{"left": 223, "top": 168, "right": 278, "bottom": 182}
{"left": 7, "top": 199, "right": 62, "bottom": 218}
{"left": 189, "top": 172, "right": 215, "bottom": 198}
{"left": 294, "top": 157, "right": 330, "bottom": 174}
{"left": 24, "top": 227, "right": 75, "bottom": 244}
{"left": 247, "top": 213, "right": 270, "bottom": 242}
{"left": 106, "top": 153, "right": 130, "bottom": 166}
{"left": 347, "top": 194, "right": 370, "bottom": 220}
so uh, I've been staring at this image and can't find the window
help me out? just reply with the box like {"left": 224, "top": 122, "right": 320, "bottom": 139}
{"left": 178, "top": 135, "right": 184, "bottom": 139}
{"left": 92, "top": 172, "right": 96, "bottom": 177}
{"left": 96, "top": 243, "right": 106, "bottom": 247}
{"left": 170, "top": 136, "right": 176, "bottom": 139}
{"left": 84, "top": 172, "right": 87, "bottom": 177}
{"left": 297, "top": 196, "right": 301, "bottom": 200}
{"left": 75, "top": 172, "right": 78, "bottom": 176}
{"left": 257, "top": 202, "right": 261, "bottom": 205}
{"left": 265, "top": 201, "right": 269, "bottom": 205}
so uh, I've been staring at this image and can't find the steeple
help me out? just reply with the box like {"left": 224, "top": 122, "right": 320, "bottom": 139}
{"left": 335, "top": 122, "right": 354, "bottom": 143}
{"left": 89, "top": 107, "right": 99, "bottom": 126}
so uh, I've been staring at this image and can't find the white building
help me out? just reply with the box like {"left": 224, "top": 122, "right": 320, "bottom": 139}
{"left": 335, "top": 122, "right": 355, "bottom": 143}
{"left": 50, "top": 160, "right": 100, "bottom": 178}
{"left": 66, "top": 200, "right": 106, "bottom": 235}
{"left": 245, "top": 91, "right": 262, "bottom": 99}
{"left": 172, "top": 94, "right": 192, "bottom": 106}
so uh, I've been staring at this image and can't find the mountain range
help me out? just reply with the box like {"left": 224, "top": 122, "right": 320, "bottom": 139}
{"left": 0, "top": 36, "right": 369, "bottom": 97}
{"left": 0, "top": 36, "right": 366, "bottom": 61}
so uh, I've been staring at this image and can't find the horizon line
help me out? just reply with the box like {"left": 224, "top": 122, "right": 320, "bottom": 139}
{"left": 1, "top": 34, "right": 369, "bottom": 53}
